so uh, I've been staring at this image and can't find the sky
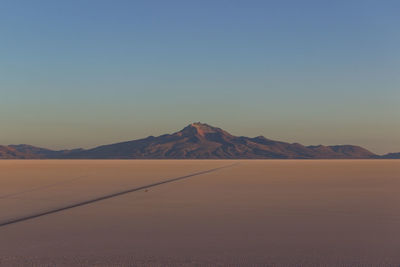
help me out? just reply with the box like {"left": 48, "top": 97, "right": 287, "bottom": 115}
{"left": 1, "top": 0, "right": 399, "bottom": 154}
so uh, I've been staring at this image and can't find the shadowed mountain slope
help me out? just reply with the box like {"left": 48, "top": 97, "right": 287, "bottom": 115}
{"left": 0, "top": 122, "right": 392, "bottom": 159}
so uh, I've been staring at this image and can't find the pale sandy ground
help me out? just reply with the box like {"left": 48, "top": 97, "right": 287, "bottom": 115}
{"left": 0, "top": 160, "right": 399, "bottom": 266}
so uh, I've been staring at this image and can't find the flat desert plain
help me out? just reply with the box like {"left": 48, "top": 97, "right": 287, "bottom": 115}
{"left": 0, "top": 160, "right": 399, "bottom": 266}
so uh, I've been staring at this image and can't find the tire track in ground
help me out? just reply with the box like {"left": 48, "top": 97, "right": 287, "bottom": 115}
{"left": 0, "top": 163, "right": 238, "bottom": 227}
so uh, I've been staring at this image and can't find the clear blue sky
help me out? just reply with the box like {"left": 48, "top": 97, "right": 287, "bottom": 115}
{"left": 1, "top": 0, "right": 399, "bottom": 154}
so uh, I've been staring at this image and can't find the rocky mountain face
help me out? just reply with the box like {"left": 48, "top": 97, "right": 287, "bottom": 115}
{"left": 1, "top": 122, "right": 382, "bottom": 159}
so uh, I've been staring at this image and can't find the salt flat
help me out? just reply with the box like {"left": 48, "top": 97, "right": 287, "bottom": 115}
{"left": 0, "top": 160, "right": 399, "bottom": 266}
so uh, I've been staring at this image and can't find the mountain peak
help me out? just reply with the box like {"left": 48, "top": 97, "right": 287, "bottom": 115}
{"left": 190, "top": 122, "right": 216, "bottom": 132}
{"left": 180, "top": 122, "right": 231, "bottom": 138}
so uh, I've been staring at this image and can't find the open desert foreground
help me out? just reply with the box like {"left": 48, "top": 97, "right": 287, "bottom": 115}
{"left": 0, "top": 160, "right": 399, "bottom": 266}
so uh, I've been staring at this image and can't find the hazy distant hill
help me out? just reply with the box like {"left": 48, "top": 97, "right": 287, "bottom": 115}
{"left": 380, "top": 152, "right": 400, "bottom": 159}
{"left": 1, "top": 122, "right": 385, "bottom": 159}
{"left": 0, "top": 145, "right": 31, "bottom": 159}
{"left": 0, "top": 144, "right": 82, "bottom": 159}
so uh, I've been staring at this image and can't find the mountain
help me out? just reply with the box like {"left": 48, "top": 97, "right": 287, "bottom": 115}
{"left": 0, "top": 122, "right": 381, "bottom": 159}
{"left": 62, "top": 122, "right": 375, "bottom": 159}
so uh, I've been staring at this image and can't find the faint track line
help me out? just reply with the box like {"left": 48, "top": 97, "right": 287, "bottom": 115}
{"left": 0, "top": 163, "right": 238, "bottom": 228}
{"left": 0, "top": 174, "right": 88, "bottom": 199}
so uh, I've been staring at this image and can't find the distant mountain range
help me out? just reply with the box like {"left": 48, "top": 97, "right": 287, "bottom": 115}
{"left": 0, "top": 123, "right": 398, "bottom": 159}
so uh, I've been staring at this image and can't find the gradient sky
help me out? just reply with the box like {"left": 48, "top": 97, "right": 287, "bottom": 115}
{"left": 1, "top": 0, "right": 399, "bottom": 154}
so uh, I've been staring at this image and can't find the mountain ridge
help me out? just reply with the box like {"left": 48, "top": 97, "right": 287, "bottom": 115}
{"left": 0, "top": 122, "right": 396, "bottom": 159}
